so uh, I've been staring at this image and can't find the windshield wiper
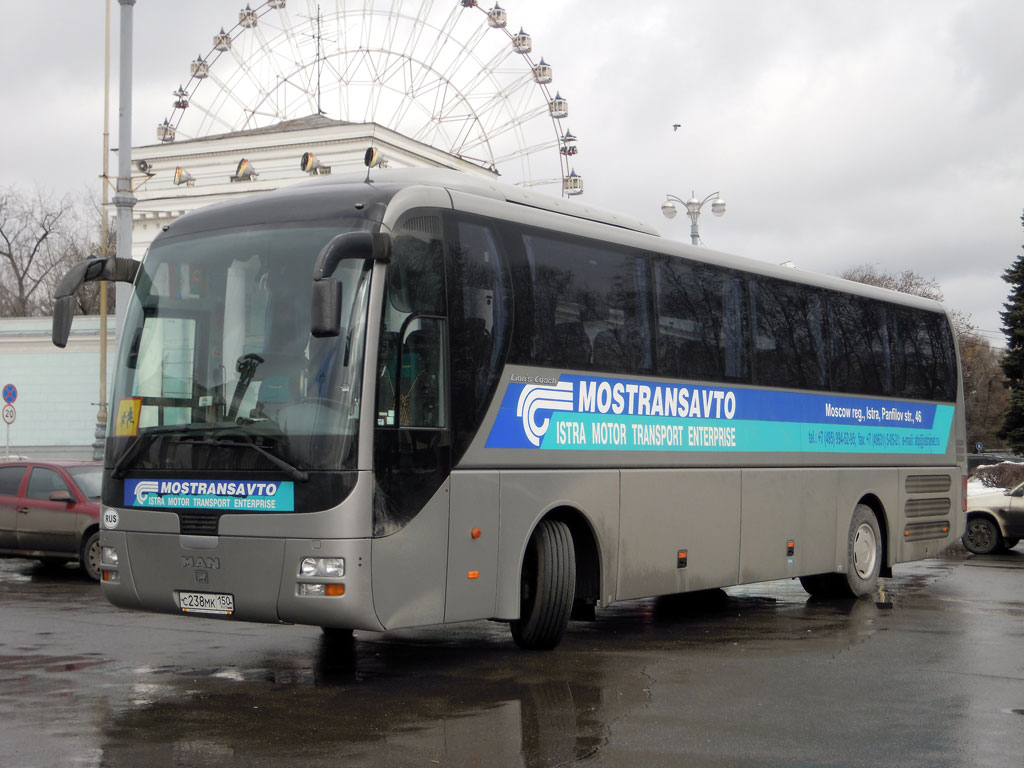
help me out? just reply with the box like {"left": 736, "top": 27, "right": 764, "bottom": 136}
{"left": 110, "top": 424, "right": 208, "bottom": 479}
{"left": 177, "top": 433, "right": 309, "bottom": 482}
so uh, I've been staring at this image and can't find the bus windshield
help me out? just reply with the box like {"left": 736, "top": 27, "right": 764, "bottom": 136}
{"left": 108, "top": 224, "right": 373, "bottom": 475}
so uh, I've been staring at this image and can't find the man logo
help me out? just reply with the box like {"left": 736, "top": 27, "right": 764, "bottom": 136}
{"left": 182, "top": 556, "right": 220, "bottom": 570}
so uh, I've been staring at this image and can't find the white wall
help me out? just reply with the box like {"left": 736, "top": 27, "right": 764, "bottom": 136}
{"left": 0, "top": 316, "right": 114, "bottom": 460}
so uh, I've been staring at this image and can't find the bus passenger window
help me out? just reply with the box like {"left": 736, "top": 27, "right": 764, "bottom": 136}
{"left": 655, "top": 260, "right": 748, "bottom": 383}
{"left": 750, "top": 278, "right": 826, "bottom": 389}
{"left": 449, "top": 220, "right": 511, "bottom": 420}
{"left": 521, "top": 233, "right": 651, "bottom": 374}
{"left": 377, "top": 220, "right": 447, "bottom": 430}
{"left": 400, "top": 319, "right": 446, "bottom": 428}
{"left": 829, "top": 295, "right": 892, "bottom": 396}
{"left": 890, "top": 308, "right": 956, "bottom": 401}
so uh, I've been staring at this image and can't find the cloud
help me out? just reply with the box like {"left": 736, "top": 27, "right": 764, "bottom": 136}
{"left": 3, "top": 0, "right": 1021, "bottom": 342}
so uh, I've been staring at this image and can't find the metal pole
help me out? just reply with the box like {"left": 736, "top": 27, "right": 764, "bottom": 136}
{"left": 94, "top": 0, "right": 112, "bottom": 461}
{"left": 113, "top": 0, "right": 137, "bottom": 337}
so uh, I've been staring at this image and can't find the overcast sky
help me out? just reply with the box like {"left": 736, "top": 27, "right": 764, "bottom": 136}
{"left": 3, "top": 0, "right": 1022, "bottom": 345}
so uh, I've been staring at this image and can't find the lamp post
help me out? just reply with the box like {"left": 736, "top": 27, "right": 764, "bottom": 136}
{"left": 661, "top": 191, "right": 726, "bottom": 246}
{"left": 114, "top": 0, "right": 137, "bottom": 337}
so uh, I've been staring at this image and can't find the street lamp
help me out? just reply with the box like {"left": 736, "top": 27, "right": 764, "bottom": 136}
{"left": 661, "top": 191, "right": 726, "bottom": 246}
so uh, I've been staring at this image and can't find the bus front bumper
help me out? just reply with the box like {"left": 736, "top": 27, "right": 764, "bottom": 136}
{"left": 99, "top": 530, "right": 384, "bottom": 631}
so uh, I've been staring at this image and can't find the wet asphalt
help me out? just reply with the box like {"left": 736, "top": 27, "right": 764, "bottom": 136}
{"left": 1, "top": 544, "right": 1021, "bottom": 768}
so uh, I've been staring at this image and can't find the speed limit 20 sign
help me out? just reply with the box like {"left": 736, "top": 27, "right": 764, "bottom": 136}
{"left": 2, "top": 404, "right": 14, "bottom": 425}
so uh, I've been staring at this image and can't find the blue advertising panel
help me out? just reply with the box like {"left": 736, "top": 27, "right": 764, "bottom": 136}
{"left": 485, "top": 373, "right": 954, "bottom": 455}
{"left": 124, "top": 479, "right": 295, "bottom": 512}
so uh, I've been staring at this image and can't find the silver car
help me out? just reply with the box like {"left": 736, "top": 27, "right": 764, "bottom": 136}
{"left": 963, "top": 483, "right": 1024, "bottom": 554}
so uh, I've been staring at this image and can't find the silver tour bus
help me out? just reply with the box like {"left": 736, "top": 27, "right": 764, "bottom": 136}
{"left": 53, "top": 163, "right": 965, "bottom": 649}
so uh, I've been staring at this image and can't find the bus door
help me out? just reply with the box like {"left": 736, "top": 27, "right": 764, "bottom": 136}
{"left": 371, "top": 218, "right": 454, "bottom": 627}
{"left": 443, "top": 217, "right": 511, "bottom": 623}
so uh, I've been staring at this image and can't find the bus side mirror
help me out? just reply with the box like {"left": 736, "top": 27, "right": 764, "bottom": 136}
{"left": 309, "top": 231, "right": 391, "bottom": 338}
{"left": 53, "top": 296, "right": 76, "bottom": 348}
{"left": 311, "top": 279, "right": 343, "bottom": 338}
{"left": 52, "top": 256, "right": 140, "bottom": 348}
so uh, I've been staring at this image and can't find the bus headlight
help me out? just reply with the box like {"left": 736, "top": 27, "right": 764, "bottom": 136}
{"left": 102, "top": 546, "right": 119, "bottom": 567}
{"left": 299, "top": 557, "right": 344, "bottom": 578}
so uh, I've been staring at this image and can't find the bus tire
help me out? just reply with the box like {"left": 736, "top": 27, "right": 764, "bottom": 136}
{"left": 511, "top": 519, "right": 576, "bottom": 650}
{"left": 844, "top": 505, "right": 882, "bottom": 596}
{"left": 800, "top": 505, "right": 881, "bottom": 599}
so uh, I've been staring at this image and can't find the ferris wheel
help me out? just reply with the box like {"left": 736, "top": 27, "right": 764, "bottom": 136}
{"left": 156, "top": 0, "right": 583, "bottom": 196}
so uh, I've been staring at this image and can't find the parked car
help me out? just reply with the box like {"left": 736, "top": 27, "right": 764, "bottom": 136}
{"left": 963, "top": 482, "right": 1024, "bottom": 555}
{"left": 0, "top": 460, "right": 102, "bottom": 580}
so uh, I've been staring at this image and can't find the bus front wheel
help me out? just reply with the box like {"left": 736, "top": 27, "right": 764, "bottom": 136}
{"left": 511, "top": 519, "right": 576, "bottom": 650}
{"left": 800, "top": 505, "right": 881, "bottom": 599}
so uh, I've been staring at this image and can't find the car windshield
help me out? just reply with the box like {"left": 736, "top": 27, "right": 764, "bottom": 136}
{"left": 108, "top": 224, "right": 373, "bottom": 474}
{"left": 66, "top": 466, "right": 102, "bottom": 499}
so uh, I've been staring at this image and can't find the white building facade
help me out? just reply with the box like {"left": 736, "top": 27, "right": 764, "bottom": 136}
{"left": 18, "top": 117, "right": 493, "bottom": 458}
{"left": 129, "top": 116, "right": 496, "bottom": 259}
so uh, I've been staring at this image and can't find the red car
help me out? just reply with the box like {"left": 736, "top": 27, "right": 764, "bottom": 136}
{"left": 0, "top": 460, "right": 102, "bottom": 581}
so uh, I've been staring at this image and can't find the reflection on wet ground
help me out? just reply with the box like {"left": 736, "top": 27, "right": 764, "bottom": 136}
{"left": 98, "top": 637, "right": 631, "bottom": 768}
{"left": 2, "top": 545, "right": 1022, "bottom": 768}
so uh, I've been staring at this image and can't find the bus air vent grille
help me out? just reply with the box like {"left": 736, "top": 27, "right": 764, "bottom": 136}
{"left": 905, "top": 498, "right": 951, "bottom": 518}
{"left": 178, "top": 512, "right": 221, "bottom": 536}
{"left": 903, "top": 521, "right": 951, "bottom": 542}
{"left": 905, "top": 475, "right": 951, "bottom": 494}
{"left": 401, "top": 216, "right": 442, "bottom": 238}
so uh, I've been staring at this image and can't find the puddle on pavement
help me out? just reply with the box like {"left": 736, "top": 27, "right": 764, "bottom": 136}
{"left": 83, "top": 578, "right": 923, "bottom": 767}
{"left": 95, "top": 635, "right": 646, "bottom": 768}
{"left": 2, "top": 542, "right": 978, "bottom": 767}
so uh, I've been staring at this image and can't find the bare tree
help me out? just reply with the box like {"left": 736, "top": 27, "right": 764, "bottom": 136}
{"left": 840, "top": 264, "right": 974, "bottom": 339}
{"left": 0, "top": 188, "right": 73, "bottom": 316}
{"left": 0, "top": 187, "right": 112, "bottom": 317}
{"left": 960, "top": 334, "right": 1009, "bottom": 450}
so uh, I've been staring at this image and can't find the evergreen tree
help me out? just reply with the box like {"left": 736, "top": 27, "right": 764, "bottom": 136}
{"left": 998, "top": 210, "right": 1024, "bottom": 452}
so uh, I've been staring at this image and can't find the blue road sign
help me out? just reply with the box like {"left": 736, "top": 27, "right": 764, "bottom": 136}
{"left": 2, "top": 384, "right": 16, "bottom": 405}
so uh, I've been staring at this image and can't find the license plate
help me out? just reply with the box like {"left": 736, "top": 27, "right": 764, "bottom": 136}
{"left": 178, "top": 591, "right": 234, "bottom": 615}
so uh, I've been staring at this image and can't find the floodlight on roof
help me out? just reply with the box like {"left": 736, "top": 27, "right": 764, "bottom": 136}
{"left": 364, "top": 147, "right": 388, "bottom": 168}
{"left": 173, "top": 167, "right": 194, "bottom": 187}
{"left": 300, "top": 152, "right": 331, "bottom": 175}
{"left": 230, "top": 158, "right": 257, "bottom": 182}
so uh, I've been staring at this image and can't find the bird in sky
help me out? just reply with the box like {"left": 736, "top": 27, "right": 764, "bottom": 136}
{"left": 672, "top": 123, "right": 681, "bottom": 131}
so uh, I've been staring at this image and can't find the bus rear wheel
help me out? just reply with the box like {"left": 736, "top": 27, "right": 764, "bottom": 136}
{"left": 800, "top": 505, "right": 881, "bottom": 599}
{"left": 511, "top": 519, "right": 576, "bottom": 650}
